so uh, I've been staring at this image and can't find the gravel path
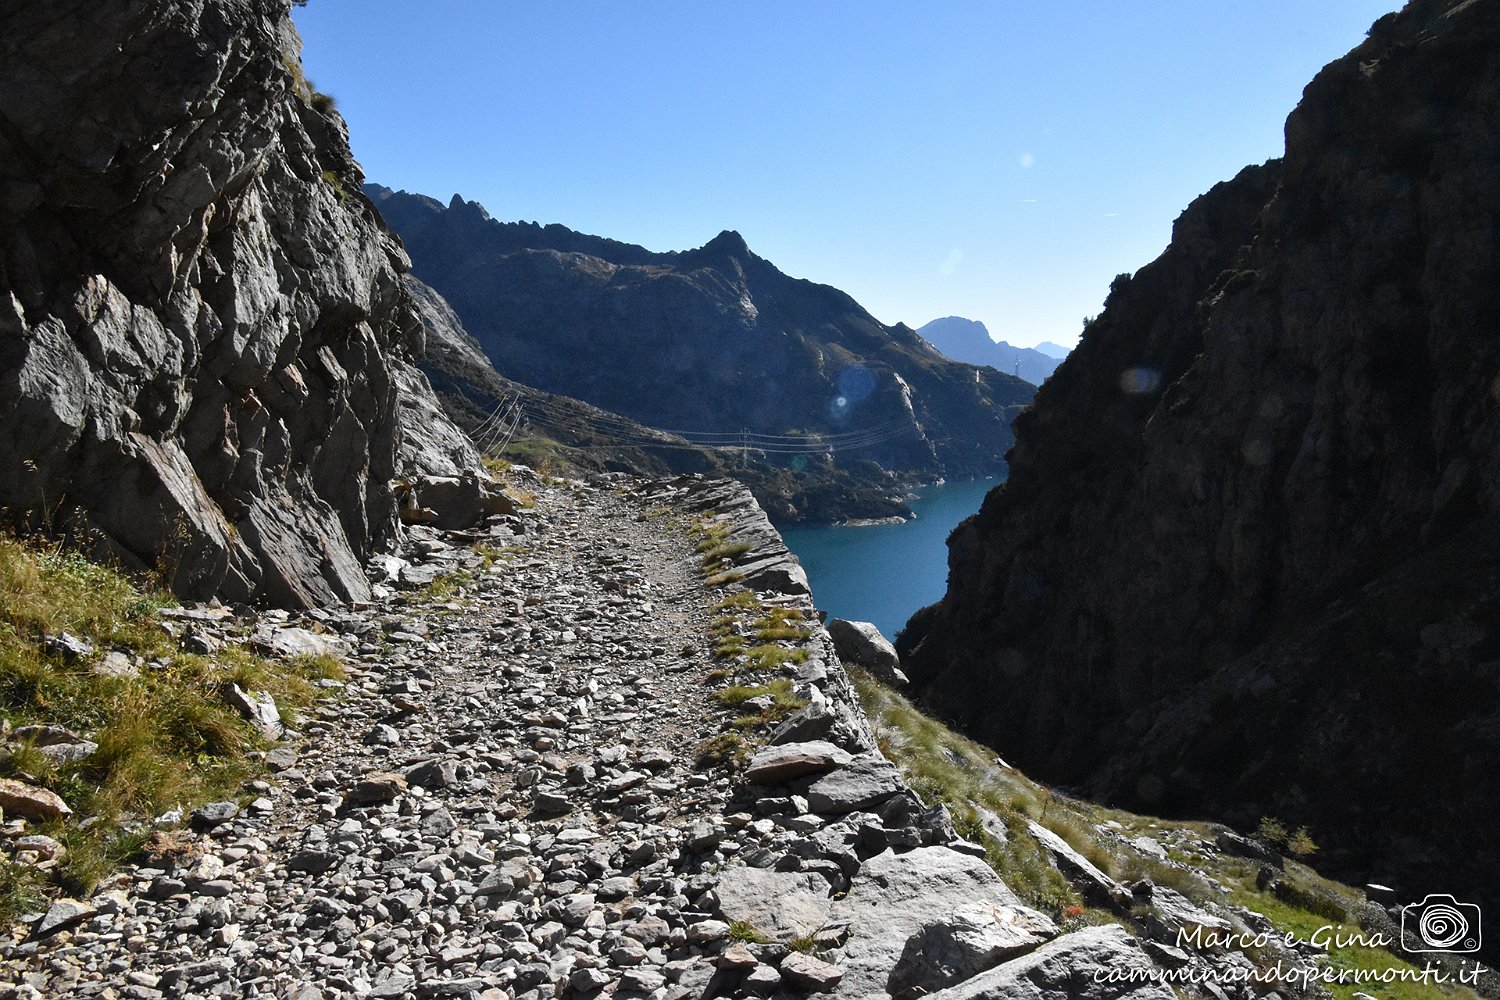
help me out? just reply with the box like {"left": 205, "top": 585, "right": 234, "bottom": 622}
{"left": 1, "top": 475, "right": 758, "bottom": 999}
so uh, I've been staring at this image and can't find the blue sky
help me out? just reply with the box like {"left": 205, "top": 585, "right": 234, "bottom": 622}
{"left": 294, "top": 1, "right": 1397, "bottom": 350}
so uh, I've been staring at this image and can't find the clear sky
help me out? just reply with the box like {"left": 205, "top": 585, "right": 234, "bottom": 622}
{"left": 293, "top": 1, "right": 1397, "bottom": 350}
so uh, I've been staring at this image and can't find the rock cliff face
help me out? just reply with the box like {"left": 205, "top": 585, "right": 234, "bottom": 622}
{"left": 0, "top": 1, "right": 466, "bottom": 606}
{"left": 903, "top": 0, "right": 1500, "bottom": 910}
{"left": 368, "top": 185, "right": 1035, "bottom": 501}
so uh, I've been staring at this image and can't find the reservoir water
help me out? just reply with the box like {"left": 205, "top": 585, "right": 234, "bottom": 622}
{"left": 779, "top": 477, "right": 1001, "bottom": 641}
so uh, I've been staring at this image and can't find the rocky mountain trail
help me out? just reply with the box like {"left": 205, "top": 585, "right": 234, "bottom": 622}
{"left": 0, "top": 471, "right": 1488, "bottom": 999}
{"left": 0, "top": 472, "right": 1234, "bottom": 1000}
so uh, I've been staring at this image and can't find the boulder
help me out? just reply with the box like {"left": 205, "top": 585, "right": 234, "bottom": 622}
{"left": 1135, "top": 885, "right": 1233, "bottom": 945}
{"left": 401, "top": 473, "right": 515, "bottom": 531}
{"left": 922, "top": 924, "right": 1175, "bottom": 1000}
{"left": 888, "top": 900, "right": 1060, "bottom": 1000}
{"left": 30, "top": 899, "right": 97, "bottom": 940}
{"left": 11, "top": 724, "right": 97, "bottom": 763}
{"left": 705, "top": 865, "right": 835, "bottom": 940}
{"left": 0, "top": 777, "right": 71, "bottom": 821}
{"left": 347, "top": 773, "right": 407, "bottom": 806}
{"left": 827, "top": 619, "right": 909, "bottom": 687}
{"left": 223, "top": 683, "right": 282, "bottom": 740}
{"left": 803, "top": 754, "right": 904, "bottom": 814}
{"left": 251, "top": 626, "right": 345, "bottom": 660}
{"left": 779, "top": 952, "right": 844, "bottom": 993}
{"left": 1026, "top": 820, "right": 1131, "bottom": 906}
{"left": 829, "top": 846, "right": 1027, "bottom": 999}
{"left": 735, "top": 553, "right": 811, "bottom": 597}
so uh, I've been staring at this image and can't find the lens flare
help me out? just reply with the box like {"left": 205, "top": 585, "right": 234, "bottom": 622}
{"left": 1119, "top": 367, "right": 1162, "bottom": 395}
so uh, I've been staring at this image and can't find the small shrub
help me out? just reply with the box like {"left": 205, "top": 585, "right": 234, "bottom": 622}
{"left": 729, "top": 920, "right": 769, "bottom": 944}
{"left": 1287, "top": 826, "right": 1319, "bottom": 858}
{"left": 0, "top": 860, "right": 44, "bottom": 927}
{"left": 696, "top": 732, "right": 748, "bottom": 767}
{"left": 1257, "top": 816, "right": 1290, "bottom": 848}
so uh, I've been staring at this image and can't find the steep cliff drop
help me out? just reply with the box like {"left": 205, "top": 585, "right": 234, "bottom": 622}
{"left": 902, "top": 0, "right": 1500, "bottom": 915}
{"left": 0, "top": 1, "right": 465, "bottom": 607}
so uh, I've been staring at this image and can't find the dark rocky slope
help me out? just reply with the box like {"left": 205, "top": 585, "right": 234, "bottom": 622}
{"left": 368, "top": 185, "right": 1035, "bottom": 508}
{"left": 902, "top": 0, "right": 1500, "bottom": 914}
{"left": 0, "top": 0, "right": 470, "bottom": 606}
{"left": 406, "top": 274, "right": 928, "bottom": 523}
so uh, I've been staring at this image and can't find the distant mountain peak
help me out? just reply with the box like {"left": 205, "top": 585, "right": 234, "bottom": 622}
{"left": 917, "top": 316, "right": 1062, "bottom": 386}
{"left": 447, "top": 193, "right": 491, "bottom": 222}
{"left": 927, "top": 315, "right": 992, "bottom": 338}
{"left": 692, "top": 229, "right": 753, "bottom": 263}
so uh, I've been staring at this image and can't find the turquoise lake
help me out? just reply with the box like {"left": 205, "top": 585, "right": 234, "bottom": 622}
{"left": 779, "top": 477, "right": 1001, "bottom": 641}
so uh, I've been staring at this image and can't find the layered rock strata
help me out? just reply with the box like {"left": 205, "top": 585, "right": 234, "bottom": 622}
{"left": 0, "top": 0, "right": 470, "bottom": 606}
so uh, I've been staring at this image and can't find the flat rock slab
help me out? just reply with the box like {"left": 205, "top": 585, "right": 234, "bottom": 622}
{"left": 1138, "top": 885, "right": 1232, "bottom": 940}
{"left": 1026, "top": 820, "right": 1131, "bottom": 905}
{"left": 888, "top": 900, "right": 1060, "bottom": 1000}
{"left": 830, "top": 846, "right": 1025, "bottom": 1000}
{"left": 803, "top": 753, "right": 904, "bottom": 814}
{"left": 746, "top": 741, "right": 852, "bottom": 785}
{"left": 31, "top": 899, "right": 96, "bottom": 939}
{"left": 780, "top": 951, "right": 844, "bottom": 992}
{"left": 706, "top": 865, "right": 835, "bottom": 940}
{"left": 923, "top": 924, "right": 1176, "bottom": 1000}
{"left": 251, "top": 626, "right": 346, "bottom": 660}
{"left": 734, "top": 553, "right": 811, "bottom": 596}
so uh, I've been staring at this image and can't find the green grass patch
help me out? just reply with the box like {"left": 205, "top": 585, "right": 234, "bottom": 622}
{"left": 705, "top": 570, "right": 744, "bottom": 587}
{"left": 755, "top": 607, "right": 810, "bottom": 643}
{"left": 719, "top": 678, "right": 807, "bottom": 731}
{"left": 742, "top": 644, "right": 809, "bottom": 672}
{"left": 498, "top": 435, "right": 578, "bottom": 479}
{"left": 786, "top": 934, "right": 819, "bottom": 954}
{"left": 0, "top": 534, "right": 343, "bottom": 913}
{"left": 695, "top": 731, "right": 749, "bottom": 767}
{"left": 729, "top": 920, "right": 770, "bottom": 944}
{"left": 0, "top": 859, "right": 45, "bottom": 927}
{"left": 711, "top": 591, "right": 760, "bottom": 612}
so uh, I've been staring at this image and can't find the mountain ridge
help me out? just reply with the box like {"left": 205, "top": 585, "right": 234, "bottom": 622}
{"left": 368, "top": 183, "right": 1036, "bottom": 520}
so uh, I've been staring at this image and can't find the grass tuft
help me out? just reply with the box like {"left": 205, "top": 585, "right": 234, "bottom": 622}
{"left": 696, "top": 731, "right": 749, "bottom": 768}
{"left": 0, "top": 533, "right": 344, "bottom": 922}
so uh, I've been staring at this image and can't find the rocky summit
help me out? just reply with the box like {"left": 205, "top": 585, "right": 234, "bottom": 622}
{"left": 901, "top": 0, "right": 1500, "bottom": 924}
